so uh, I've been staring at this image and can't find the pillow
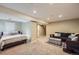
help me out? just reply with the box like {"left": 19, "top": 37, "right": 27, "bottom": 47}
{"left": 54, "top": 33, "right": 61, "bottom": 37}
{"left": 71, "top": 37, "right": 78, "bottom": 41}
{"left": 2, "top": 32, "right": 10, "bottom": 37}
{"left": 71, "top": 34, "right": 75, "bottom": 36}
{"left": 0, "top": 32, "right": 3, "bottom": 39}
{"left": 18, "top": 31, "right": 23, "bottom": 34}
{"left": 68, "top": 34, "right": 75, "bottom": 39}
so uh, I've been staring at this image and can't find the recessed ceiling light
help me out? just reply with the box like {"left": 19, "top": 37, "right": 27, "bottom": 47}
{"left": 33, "top": 10, "right": 37, "bottom": 14}
{"left": 58, "top": 14, "right": 63, "bottom": 18}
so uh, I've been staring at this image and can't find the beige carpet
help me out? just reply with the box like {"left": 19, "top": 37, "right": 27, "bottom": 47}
{"left": 0, "top": 37, "right": 69, "bottom": 55}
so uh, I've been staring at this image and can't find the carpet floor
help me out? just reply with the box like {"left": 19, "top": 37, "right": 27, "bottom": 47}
{"left": 0, "top": 37, "right": 69, "bottom": 55}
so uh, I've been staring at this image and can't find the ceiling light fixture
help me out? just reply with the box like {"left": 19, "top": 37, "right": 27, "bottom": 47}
{"left": 58, "top": 14, "right": 63, "bottom": 18}
{"left": 33, "top": 10, "right": 37, "bottom": 14}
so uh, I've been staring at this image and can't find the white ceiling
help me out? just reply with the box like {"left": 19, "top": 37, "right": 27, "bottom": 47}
{"left": 0, "top": 3, "right": 79, "bottom": 23}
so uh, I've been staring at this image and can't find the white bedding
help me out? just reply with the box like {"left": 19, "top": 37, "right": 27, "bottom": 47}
{"left": 0, "top": 34, "right": 27, "bottom": 50}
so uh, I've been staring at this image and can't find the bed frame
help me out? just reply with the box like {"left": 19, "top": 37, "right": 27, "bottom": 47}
{"left": 0, "top": 39, "right": 27, "bottom": 51}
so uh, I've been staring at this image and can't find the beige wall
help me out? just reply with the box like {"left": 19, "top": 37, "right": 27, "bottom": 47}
{"left": 31, "top": 22, "right": 38, "bottom": 40}
{"left": 37, "top": 25, "right": 46, "bottom": 37}
{"left": 31, "top": 21, "right": 46, "bottom": 40}
{"left": 46, "top": 19, "right": 79, "bottom": 37}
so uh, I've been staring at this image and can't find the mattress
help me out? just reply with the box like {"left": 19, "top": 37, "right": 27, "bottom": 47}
{"left": 0, "top": 34, "right": 27, "bottom": 49}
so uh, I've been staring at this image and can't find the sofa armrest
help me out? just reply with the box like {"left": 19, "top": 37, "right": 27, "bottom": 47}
{"left": 50, "top": 34, "right": 54, "bottom": 37}
{"left": 66, "top": 41, "right": 79, "bottom": 46}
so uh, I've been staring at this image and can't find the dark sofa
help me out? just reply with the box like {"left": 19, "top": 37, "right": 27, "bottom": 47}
{"left": 50, "top": 32, "right": 71, "bottom": 42}
{"left": 64, "top": 34, "right": 79, "bottom": 54}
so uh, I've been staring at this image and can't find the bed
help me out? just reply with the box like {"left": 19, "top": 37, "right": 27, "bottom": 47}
{"left": 0, "top": 34, "right": 28, "bottom": 51}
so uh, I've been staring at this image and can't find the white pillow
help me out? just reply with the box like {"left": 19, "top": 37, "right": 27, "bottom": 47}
{"left": 54, "top": 33, "right": 60, "bottom": 37}
{"left": 71, "top": 34, "right": 75, "bottom": 36}
{"left": 2, "top": 32, "right": 10, "bottom": 37}
{"left": 68, "top": 34, "right": 75, "bottom": 39}
{"left": 71, "top": 37, "right": 78, "bottom": 41}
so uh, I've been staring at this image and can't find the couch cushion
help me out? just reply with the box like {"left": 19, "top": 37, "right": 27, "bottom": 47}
{"left": 71, "top": 37, "right": 78, "bottom": 41}
{"left": 68, "top": 34, "right": 76, "bottom": 39}
{"left": 61, "top": 33, "right": 71, "bottom": 37}
{"left": 54, "top": 33, "right": 61, "bottom": 37}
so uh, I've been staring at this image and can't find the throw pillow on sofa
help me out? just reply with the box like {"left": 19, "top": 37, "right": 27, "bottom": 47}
{"left": 71, "top": 37, "right": 78, "bottom": 41}
{"left": 54, "top": 33, "right": 61, "bottom": 37}
{"left": 68, "top": 34, "right": 75, "bottom": 39}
